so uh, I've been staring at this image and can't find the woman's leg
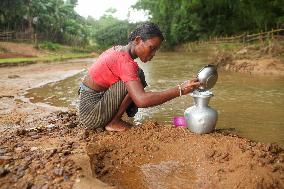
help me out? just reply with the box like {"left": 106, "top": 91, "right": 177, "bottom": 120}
{"left": 105, "top": 94, "right": 133, "bottom": 131}
{"left": 78, "top": 81, "right": 128, "bottom": 130}
{"left": 106, "top": 68, "right": 147, "bottom": 131}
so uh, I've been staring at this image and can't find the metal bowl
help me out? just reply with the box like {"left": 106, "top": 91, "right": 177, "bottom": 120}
{"left": 197, "top": 65, "right": 218, "bottom": 90}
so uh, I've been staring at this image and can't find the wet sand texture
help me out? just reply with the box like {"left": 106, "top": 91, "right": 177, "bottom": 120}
{"left": 87, "top": 120, "right": 284, "bottom": 189}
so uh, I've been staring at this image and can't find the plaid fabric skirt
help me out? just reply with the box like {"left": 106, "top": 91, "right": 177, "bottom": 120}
{"left": 78, "top": 68, "right": 147, "bottom": 130}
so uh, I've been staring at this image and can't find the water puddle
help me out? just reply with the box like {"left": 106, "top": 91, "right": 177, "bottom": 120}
{"left": 140, "top": 160, "right": 196, "bottom": 189}
{"left": 25, "top": 71, "right": 85, "bottom": 108}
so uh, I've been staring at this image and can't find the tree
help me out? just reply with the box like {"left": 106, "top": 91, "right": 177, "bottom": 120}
{"left": 133, "top": 0, "right": 284, "bottom": 48}
{"left": 93, "top": 12, "right": 137, "bottom": 49}
{"left": 0, "top": 0, "right": 91, "bottom": 46}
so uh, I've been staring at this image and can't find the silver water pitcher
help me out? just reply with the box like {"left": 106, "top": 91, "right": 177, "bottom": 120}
{"left": 184, "top": 65, "right": 218, "bottom": 134}
{"left": 184, "top": 91, "right": 218, "bottom": 134}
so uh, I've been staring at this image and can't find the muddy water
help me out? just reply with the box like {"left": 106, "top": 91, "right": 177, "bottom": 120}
{"left": 26, "top": 52, "right": 284, "bottom": 147}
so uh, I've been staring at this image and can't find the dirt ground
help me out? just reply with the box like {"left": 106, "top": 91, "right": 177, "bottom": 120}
{"left": 87, "top": 121, "right": 284, "bottom": 189}
{"left": 0, "top": 60, "right": 283, "bottom": 189}
{"left": 0, "top": 60, "right": 110, "bottom": 189}
{"left": 0, "top": 42, "right": 48, "bottom": 57}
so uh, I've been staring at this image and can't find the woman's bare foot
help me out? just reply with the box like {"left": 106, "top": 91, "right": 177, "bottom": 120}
{"left": 105, "top": 119, "right": 132, "bottom": 132}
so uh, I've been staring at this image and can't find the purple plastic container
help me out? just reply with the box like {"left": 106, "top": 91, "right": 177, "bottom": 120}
{"left": 172, "top": 116, "right": 187, "bottom": 127}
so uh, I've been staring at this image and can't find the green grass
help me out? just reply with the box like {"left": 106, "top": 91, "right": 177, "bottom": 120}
{"left": 216, "top": 42, "right": 243, "bottom": 50}
{"left": 37, "top": 41, "right": 62, "bottom": 51}
{"left": 181, "top": 41, "right": 244, "bottom": 53}
{"left": 0, "top": 53, "right": 92, "bottom": 64}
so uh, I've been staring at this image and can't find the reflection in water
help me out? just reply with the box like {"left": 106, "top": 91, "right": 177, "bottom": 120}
{"left": 26, "top": 52, "right": 284, "bottom": 147}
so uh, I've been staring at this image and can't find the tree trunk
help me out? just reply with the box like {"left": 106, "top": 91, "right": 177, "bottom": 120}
{"left": 27, "top": 0, "right": 34, "bottom": 40}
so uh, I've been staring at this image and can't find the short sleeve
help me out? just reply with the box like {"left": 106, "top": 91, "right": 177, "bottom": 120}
{"left": 118, "top": 55, "right": 139, "bottom": 82}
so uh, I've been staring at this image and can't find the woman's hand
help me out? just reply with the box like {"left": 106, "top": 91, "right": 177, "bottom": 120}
{"left": 180, "top": 79, "right": 201, "bottom": 95}
{"left": 126, "top": 78, "right": 200, "bottom": 108}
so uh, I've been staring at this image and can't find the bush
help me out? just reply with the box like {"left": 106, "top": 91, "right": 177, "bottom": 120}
{"left": 39, "top": 42, "right": 61, "bottom": 51}
{"left": 71, "top": 45, "right": 99, "bottom": 53}
{"left": 94, "top": 20, "right": 137, "bottom": 50}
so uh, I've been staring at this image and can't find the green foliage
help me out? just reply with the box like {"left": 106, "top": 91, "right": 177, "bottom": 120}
{"left": 133, "top": 0, "right": 284, "bottom": 48}
{"left": 85, "top": 11, "right": 138, "bottom": 50}
{"left": 0, "top": 0, "right": 90, "bottom": 46}
{"left": 0, "top": 0, "right": 137, "bottom": 49}
{"left": 94, "top": 19, "right": 136, "bottom": 49}
{"left": 216, "top": 43, "right": 242, "bottom": 51}
{"left": 71, "top": 46, "right": 98, "bottom": 53}
{"left": 39, "top": 41, "right": 61, "bottom": 51}
{"left": 1, "top": 0, "right": 283, "bottom": 50}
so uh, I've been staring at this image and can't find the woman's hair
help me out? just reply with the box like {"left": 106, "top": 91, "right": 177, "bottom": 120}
{"left": 128, "top": 22, "right": 164, "bottom": 43}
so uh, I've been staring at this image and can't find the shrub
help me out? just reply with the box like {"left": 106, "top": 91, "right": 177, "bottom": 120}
{"left": 39, "top": 42, "right": 61, "bottom": 51}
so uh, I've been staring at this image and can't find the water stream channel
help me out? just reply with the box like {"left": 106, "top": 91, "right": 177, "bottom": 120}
{"left": 26, "top": 51, "right": 284, "bottom": 147}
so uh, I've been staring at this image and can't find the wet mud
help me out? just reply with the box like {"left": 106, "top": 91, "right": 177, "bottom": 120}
{"left": 87, "top": 120, "right": 284, "bottom": 189}
{"left": 0, "top": 110, "right": 85, "bottom": 188}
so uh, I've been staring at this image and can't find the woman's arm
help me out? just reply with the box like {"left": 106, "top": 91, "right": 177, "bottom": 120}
{"left": 125, "top": 79, "right": 200, "bottom": 108}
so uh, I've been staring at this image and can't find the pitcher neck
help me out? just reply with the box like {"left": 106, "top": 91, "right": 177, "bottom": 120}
{"left": 193, "top": 97, "right": 211, "bottom": 107}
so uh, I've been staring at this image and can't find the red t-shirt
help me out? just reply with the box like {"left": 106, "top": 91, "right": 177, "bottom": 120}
{"left": 88, "top": 47, "right": 139, "bottom": 88}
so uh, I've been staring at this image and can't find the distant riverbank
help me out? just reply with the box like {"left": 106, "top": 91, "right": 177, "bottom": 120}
{"left": 0, "top": 42, "right": 98, "bottom": 67}
{"left": 176, "top": 40, "right": 284, "bottom": 76}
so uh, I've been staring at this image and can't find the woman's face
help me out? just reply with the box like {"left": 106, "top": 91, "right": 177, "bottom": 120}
{"left": 135, "top": 36, "right": 162, "bottom": 63}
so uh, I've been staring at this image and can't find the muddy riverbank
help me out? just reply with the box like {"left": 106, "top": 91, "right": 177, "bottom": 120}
{"left": 213, "top": 42, "right": 284, "bottom": 76}
{"left": 0, "top": 59, "right": 283, "bottom": 189}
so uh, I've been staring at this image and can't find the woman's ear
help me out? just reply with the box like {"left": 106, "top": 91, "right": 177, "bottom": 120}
{"left": 134, "top": 36, "right": 142, "bottom": 45}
